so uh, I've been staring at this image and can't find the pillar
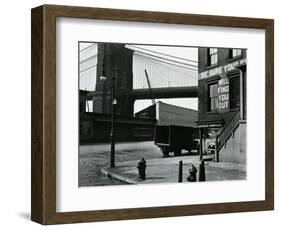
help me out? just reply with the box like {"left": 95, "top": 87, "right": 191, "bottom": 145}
{"left": 239, "top": 69, "right": 244, "bottom": 120}
{"left": 199, "top": 128, "right": 203, "bottom": 160}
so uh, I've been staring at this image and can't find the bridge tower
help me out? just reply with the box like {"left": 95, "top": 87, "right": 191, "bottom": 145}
{"left": 93, "top": 43, "right": 135, "bottom": 116}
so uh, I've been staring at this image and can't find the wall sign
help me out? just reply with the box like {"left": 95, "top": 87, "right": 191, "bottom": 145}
{"left": 217, "top": 78, "right": 229, "bottom": 113}
{"left": 199, "top": 58, "right": 246, "bottom": 80}
{"left": 197, "top": 123, "right": 223, "bottom": 128}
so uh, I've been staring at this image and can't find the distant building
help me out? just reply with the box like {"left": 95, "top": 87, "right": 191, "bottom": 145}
{"left": 197, "top": 48, "right": 247, "bottom": 163}
{"left": 136, "top": 101, "right": 198, "bottom": 128}
{"left": 79, "top": 90, "right": 156, "bottom": 143}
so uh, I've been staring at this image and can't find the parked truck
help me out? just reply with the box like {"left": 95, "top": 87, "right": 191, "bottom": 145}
{"left": 154, "top": 125, "right": 199, "bottom": 157}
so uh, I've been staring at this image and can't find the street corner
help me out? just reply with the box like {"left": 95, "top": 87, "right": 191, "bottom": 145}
{"left": 100, "top": 158, "right": 174, "bottom": 185}
{"left": 100, "top": 156, "right": 200, "bottom": 185}
{"left": 101, "top": 163, "right": 141, "bottom": 184}
{"left": 203, "top": 161, "right": 246, "bottom": 181}
{"left": 205, "top": 161, "right": 246, "bottom": 172}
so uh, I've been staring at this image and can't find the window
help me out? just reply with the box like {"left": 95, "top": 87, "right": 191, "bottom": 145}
{"left": 207, "top": 48, "right": 218, "bottom": 66}
{"left": 229, "top": 49, "right": 242, "bottom": 59}
{"left": 85, "top": 100, "right": 93, "bottom": 112}
{"left": 208, "top": 83, "right": 218, "bottom": 111}
{"left": 229, "top": 76, "right": 240, "bottom": 110}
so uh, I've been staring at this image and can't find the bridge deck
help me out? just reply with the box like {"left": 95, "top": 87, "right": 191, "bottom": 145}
{"left": 118, "top": 86, "right": 198, "bottom": 99}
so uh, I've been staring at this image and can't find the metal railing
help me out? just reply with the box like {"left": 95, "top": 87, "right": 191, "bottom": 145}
{"left": 217, "top": 111, "right": 240, "bottom": 151}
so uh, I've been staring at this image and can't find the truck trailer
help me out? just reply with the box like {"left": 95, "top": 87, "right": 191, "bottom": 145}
{"left": 154, "top": 125, "right": 198, "bottom": 157}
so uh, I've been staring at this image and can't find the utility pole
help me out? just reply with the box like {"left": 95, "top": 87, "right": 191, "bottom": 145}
{"left": 100, "top": 54, "right": 117, "bottom": 168}
{"left": 110, "top": 66, "right": 117, "bottom": 168}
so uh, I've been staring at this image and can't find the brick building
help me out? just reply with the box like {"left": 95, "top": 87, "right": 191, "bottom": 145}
{"left": 197, "top": 47, "right": 247, "bottom": 163}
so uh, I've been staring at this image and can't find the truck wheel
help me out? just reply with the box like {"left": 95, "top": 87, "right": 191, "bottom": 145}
{"left": 162, "top": 148, "right": 170, "bottom": 157}
{"left": 174, "top": 149, "right": 182, "bottom": 156}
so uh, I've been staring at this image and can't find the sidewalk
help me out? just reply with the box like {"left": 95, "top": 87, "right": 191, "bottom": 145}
{"left": 101, "top": 155, "right": 246, "bottom": 184}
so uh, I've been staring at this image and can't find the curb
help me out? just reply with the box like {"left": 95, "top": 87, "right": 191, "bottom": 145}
{"left": 101, "top": 166, "right": 138, "bottom": 184}
{"left": 206, "top": 161, "right": 246, "bottom": 172}
{"left": 101, "top": 159, "right": 246, "bottom": 185}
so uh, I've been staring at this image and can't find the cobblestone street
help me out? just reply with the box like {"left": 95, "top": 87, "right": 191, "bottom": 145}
{"left": 79, "top": 141, "right": 163, "bottom": 186}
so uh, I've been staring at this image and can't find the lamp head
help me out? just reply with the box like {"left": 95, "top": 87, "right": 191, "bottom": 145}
{"left": 100, "top": 76, "right": 106, "bottom": 81}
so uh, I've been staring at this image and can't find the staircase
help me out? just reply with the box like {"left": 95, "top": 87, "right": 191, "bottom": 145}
{"left": 217, "top": 111, "right": 240, "bottom": 151}
{"left": 216, "top": 111, "right": 246, "bottom": 163}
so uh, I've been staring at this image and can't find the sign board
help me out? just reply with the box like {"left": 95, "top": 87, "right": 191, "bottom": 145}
{"left": 199, "top": 58, "right": 246, "bottom": 80}
{"left": 217, "top": 78, "right": 229, "bottom": 113}
{"left": 197, "top": 123, "right": 223, "bottom": 128}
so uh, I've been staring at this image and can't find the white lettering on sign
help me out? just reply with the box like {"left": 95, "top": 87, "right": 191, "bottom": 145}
{"left": 199, "top": 58, "right": 246, "bottom": 80}
{"left": 217, "top": 78, "right": 230, "bottom": 113}
{"left": 218, "top": 85, "right": 229, "bottom": 93}
{"left": 218, "top": 101, "right": 229, "bottom": 109}
{"left": 198, "top": 123, "right": 222, "bottom": 128}
{"left": 218, "top": 94, "right": 229, "bottom": 101}
{"left": 218, "top": 78, "right": 229, "bottom": 85}
{"left": 223, "top": 61, "right": 238, "bottom": 72}
{"left": 209, "top": 67, "right": 223, "bottom": 76}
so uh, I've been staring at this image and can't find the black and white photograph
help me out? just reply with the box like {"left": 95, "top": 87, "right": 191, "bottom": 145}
{"left": 78, "top": 42, "right": 247, "bottom": 187}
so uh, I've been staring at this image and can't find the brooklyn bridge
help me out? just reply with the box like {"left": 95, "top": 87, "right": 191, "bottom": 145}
{"left": 79, "top": 42, "right": 198, "bottom": 143}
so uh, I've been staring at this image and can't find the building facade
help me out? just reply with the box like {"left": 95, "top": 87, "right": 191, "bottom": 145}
{"left": 197, "top": 47, "right": 247, "bottom": 163}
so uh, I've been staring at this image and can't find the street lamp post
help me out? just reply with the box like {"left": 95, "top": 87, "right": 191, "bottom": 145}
{"left": 100, "top": 55, "right": 117, "bottom": 168}
{"left": 110, "top": 68, "right": 117, "bottom": 168}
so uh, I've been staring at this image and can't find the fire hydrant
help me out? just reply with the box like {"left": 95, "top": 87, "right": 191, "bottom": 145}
{"left": 137, "top": 158, "right": 146, "bottom": 180}
{"left": 187, "top": 164, "right": 197, "bottom": 182}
